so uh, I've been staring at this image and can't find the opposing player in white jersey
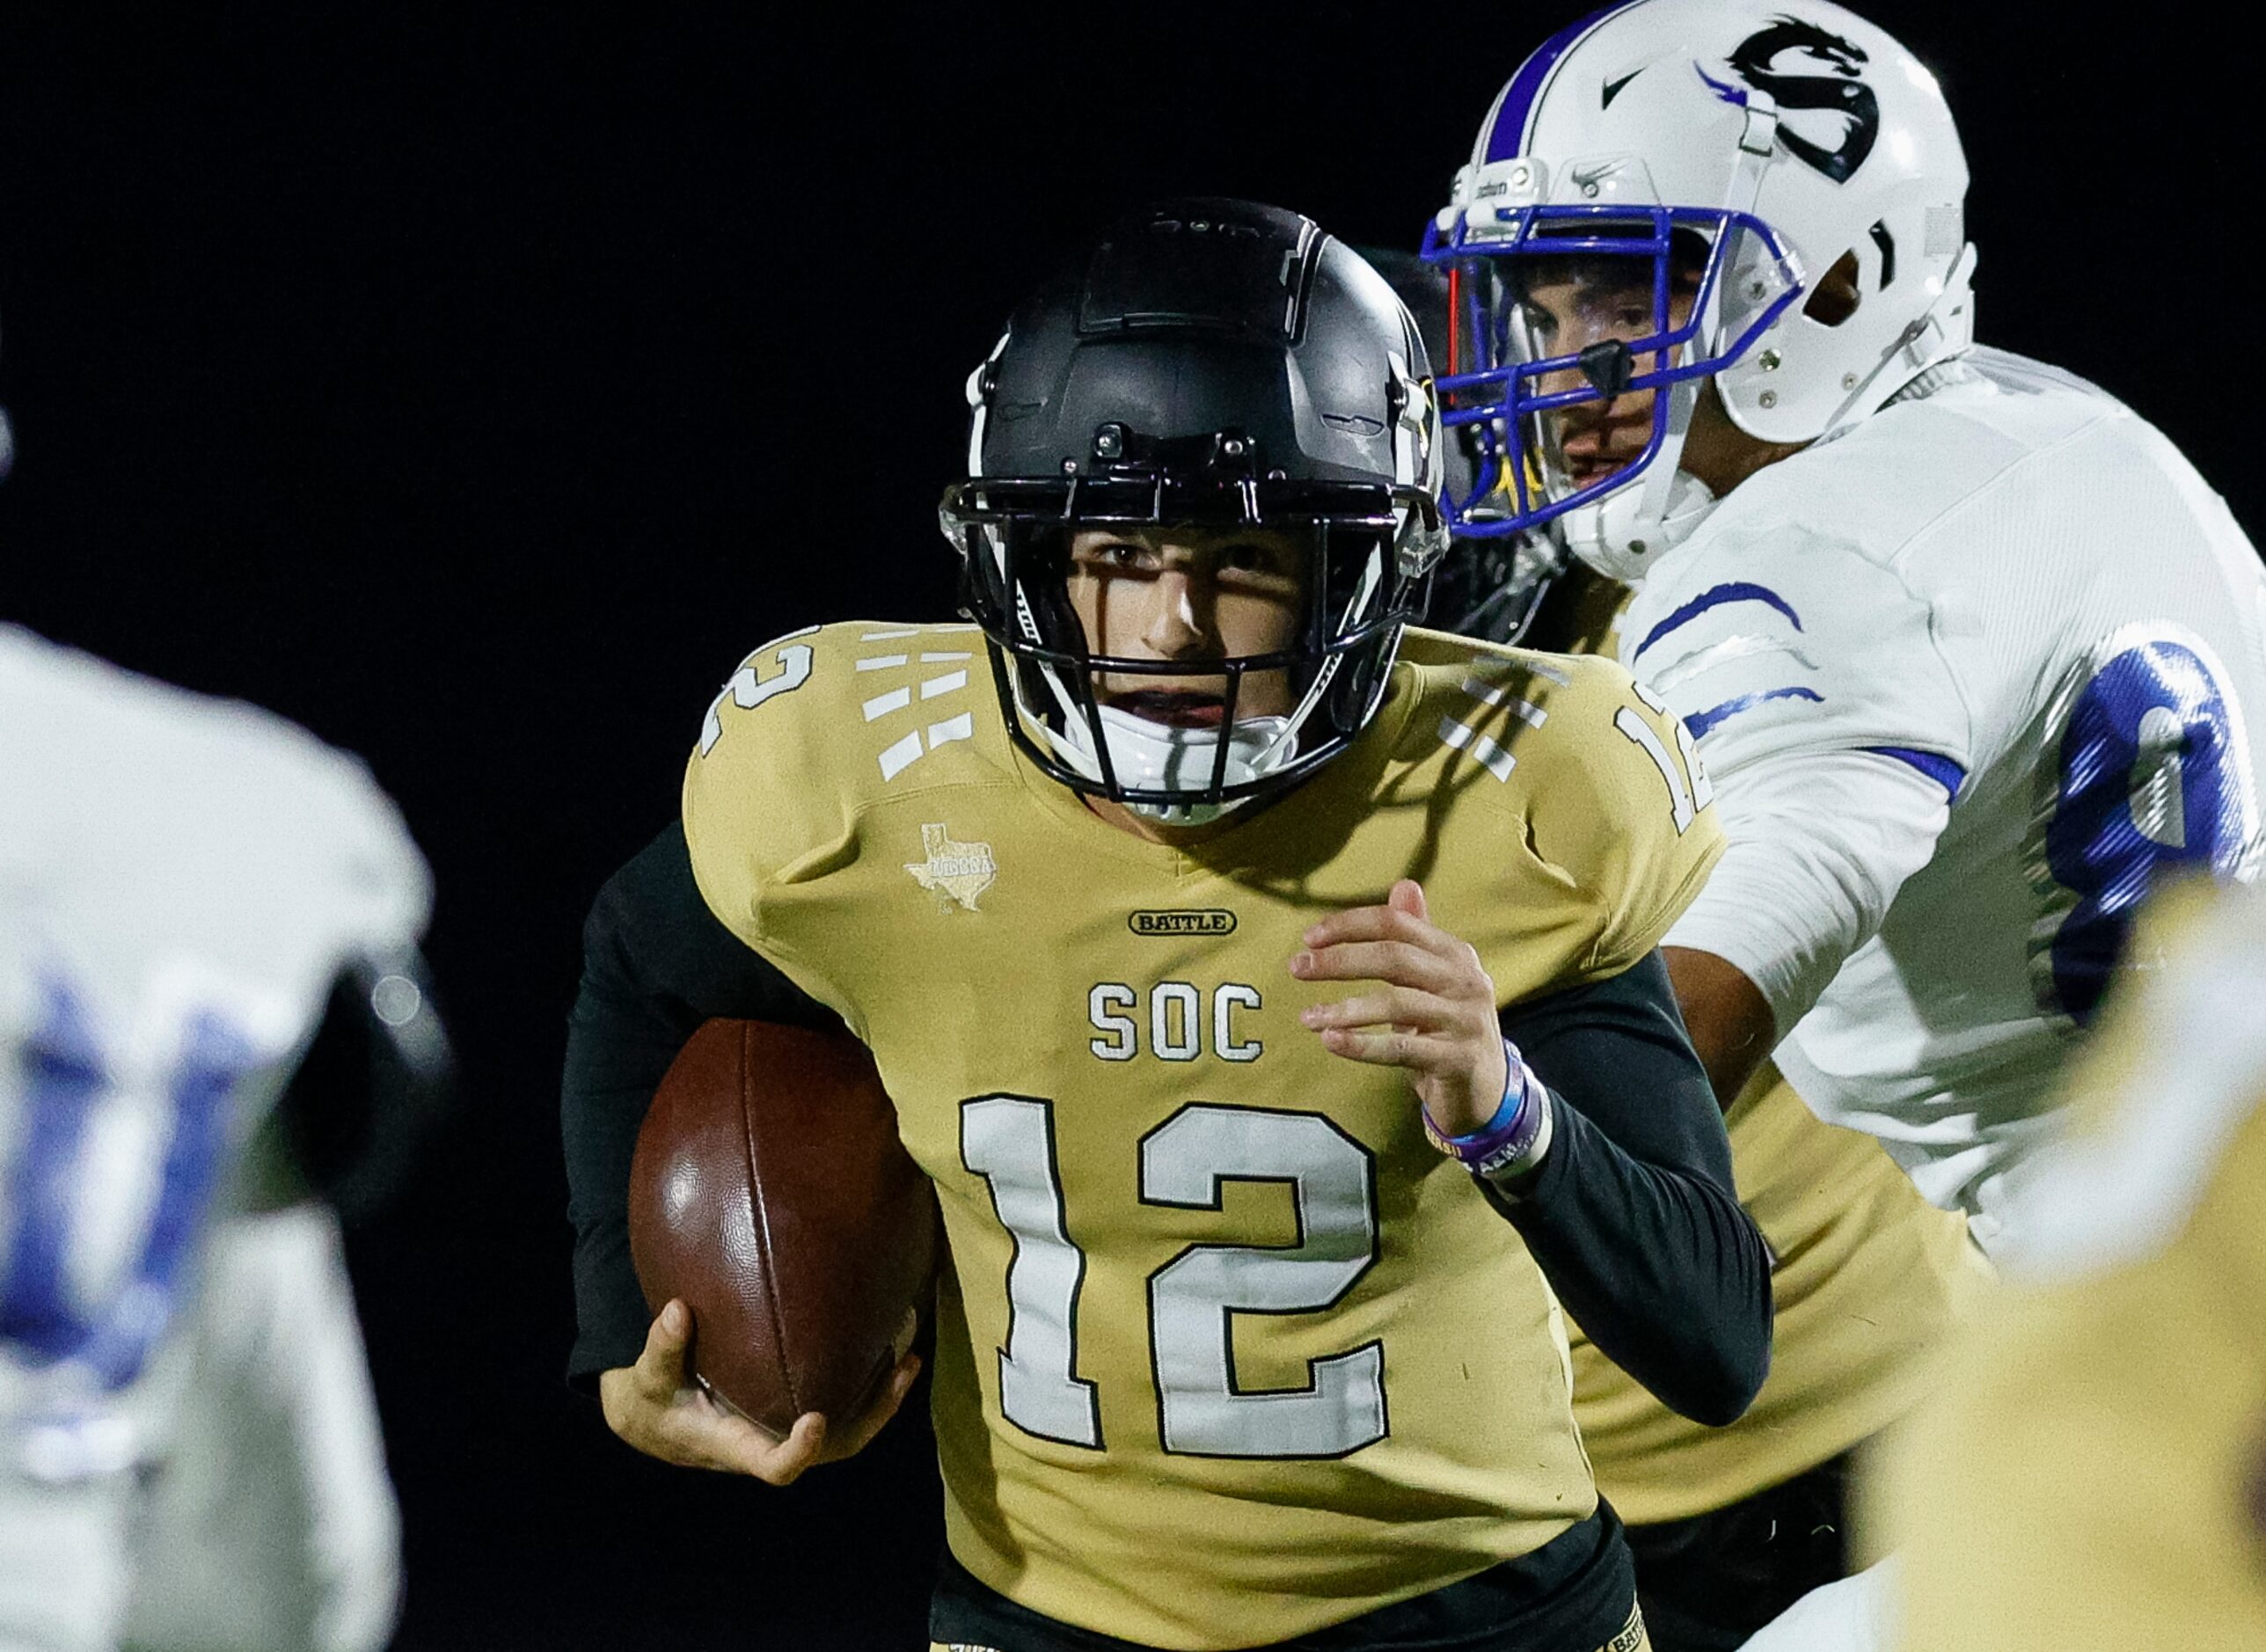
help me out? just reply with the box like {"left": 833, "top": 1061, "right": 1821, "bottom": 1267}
{"left": 1425, "top": 1, "right": 2266, "bottom": 1646}
{"left": 0, "top": 618, "right": 442, "bottom": 1651}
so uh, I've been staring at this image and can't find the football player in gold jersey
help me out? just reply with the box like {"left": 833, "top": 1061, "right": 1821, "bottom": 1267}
{"left": 1877, "top": 879, "right": 2266, "bottom": 1649}
{"left": 560, "top": 200, "right": 1772, "bottom": 1652}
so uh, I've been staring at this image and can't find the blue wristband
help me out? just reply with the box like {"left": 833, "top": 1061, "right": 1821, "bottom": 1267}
{"left": 1423, "top": 1039, "right": 1553, "bottom": 1179}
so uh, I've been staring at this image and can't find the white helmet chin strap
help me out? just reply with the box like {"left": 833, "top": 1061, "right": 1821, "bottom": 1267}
{"left": 1024, "top": 656, "right": 1298, "bottom": 825}
{"left": 1029, "top": 655, "right": 1297, "bottom": 823}
{"left": 1097, "top": 708, "right": 1297, "bottom": 825}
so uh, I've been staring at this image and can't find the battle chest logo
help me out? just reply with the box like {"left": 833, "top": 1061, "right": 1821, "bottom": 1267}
{"left": 904, "top": 823, "right": 997, "bottom": 913}
{"left": 1129, "top": 909, "right": 1238, "bottom": 938}
{"left": 1704, "top": 14, "right": 1880, "bottom": 185}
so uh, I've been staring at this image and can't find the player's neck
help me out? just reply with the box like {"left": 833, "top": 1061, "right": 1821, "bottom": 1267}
{"left": 1678, "top": 380, "right": 1809, "bottom": 498}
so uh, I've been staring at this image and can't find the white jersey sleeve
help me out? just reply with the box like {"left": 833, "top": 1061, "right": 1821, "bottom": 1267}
{"left": 1619, "top": 526, "right": 1975, "bottom": 786}
{"left": 1619, "top": 524, "right": 1970, "bottom": 1029}
{"left": 1619, "top": 348, "right": 2266, "bottom": 1239}
{"left": 1660, "top": 748, "right": 1948, "bottom": 1033}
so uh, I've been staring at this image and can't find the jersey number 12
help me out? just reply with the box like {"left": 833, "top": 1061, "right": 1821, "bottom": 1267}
{"left": 960, "top": 1095, "right": 1386, "bottom": 1459}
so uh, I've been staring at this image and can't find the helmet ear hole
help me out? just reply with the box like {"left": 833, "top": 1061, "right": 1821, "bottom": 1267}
{"left": 1802, "top": 250, "right": 1863, "bottom": 327}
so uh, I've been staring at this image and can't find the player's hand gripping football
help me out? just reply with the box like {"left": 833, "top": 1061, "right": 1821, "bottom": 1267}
{"left": 1292, "top": 879, "right": 1509, "bottom": 1137}
{"left": 598, "top": 1298, "right": 921, "bottom": 1485}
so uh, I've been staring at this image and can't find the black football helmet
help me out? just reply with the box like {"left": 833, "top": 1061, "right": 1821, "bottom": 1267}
{"left": 939, "top": 199, "right": 1447, "bottom": 824}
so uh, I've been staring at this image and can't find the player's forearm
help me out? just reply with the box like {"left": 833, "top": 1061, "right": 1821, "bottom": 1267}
{"left": 1484, "top": 954, "right": 1773, "bottom": 1424}
{"left": 1489, "top": 1100, "right": 1771, "bottom": 1424}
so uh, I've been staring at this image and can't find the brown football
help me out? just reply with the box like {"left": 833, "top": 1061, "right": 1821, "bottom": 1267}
{"left": 627, "top": 1018, "right": 937, "bottom": 1437}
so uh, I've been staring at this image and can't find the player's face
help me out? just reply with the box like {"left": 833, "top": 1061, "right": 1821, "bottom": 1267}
{"left": 1066, "top": 525, "right": 1311, "bottom": 722}
{"left": 1513, "top": 252, "right": 1702, "bottom": 489}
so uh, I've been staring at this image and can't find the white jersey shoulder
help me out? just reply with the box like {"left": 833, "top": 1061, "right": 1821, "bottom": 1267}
{"left": 0, "top": 625, "right": 430, "bottom": 1030}
{"left": 1620, "top": 352, "right": 2266, "bottom": 1241}
{"left": 0, "top": 626, "right": 430, "bottom": 1452}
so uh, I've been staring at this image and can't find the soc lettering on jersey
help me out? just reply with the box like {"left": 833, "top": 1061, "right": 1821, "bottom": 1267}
{"left": 681, "top": 620, "right": 1720, "bottom": 1650}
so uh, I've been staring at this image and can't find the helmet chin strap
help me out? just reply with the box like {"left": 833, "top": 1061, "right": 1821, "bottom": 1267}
{"left": 1042, "top": 698, "right": 1296, "bottom": 824}
{"left": 1024, "top": 660, "right": 1297, "bottom": 822}
{"left": 1558, "top": 377, "right": 1720, "bottom": 584}
{"left": 1090, "top": 705, "right": 1296, "bottom": 824}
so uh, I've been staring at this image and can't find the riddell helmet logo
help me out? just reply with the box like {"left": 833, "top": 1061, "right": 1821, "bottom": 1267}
{"left": 1714, "top": 15, "right": 1881, "bottom": 185}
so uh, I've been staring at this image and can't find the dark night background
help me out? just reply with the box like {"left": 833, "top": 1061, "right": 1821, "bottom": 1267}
{"left": 0, "top": 4, "right": 2252, "bottom": 1648}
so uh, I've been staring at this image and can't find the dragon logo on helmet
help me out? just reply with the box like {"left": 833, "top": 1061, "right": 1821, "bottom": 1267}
{"left": 1701, "top": 14, "right": 1881, "bottom": 186}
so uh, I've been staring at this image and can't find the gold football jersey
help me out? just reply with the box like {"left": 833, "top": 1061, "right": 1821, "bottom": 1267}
{"left": 683, "top": 620, "right": 1720, "bottom": 1649}
{"left": 1879, "top": 881, "right": 2266, "bottom": 1649}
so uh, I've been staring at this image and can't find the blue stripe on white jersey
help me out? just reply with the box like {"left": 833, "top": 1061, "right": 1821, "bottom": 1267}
{"left": 1685, "top": 685, "right": 1825, "bottom": 739}
{"left": 1634, "top": 581, "right": 1805, "bottom": 663}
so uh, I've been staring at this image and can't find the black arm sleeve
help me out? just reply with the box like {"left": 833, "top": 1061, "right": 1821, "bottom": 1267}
{"left": 560, "top": 822, "right": 839, "bottom": 1391}
{"left": 1488, "top": 951, "right": 1773, "bottom": 1426}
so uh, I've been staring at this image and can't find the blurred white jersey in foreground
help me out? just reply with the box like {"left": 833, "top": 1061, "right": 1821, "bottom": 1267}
{"left": 0, "top": 625, "right": 428, "bottom": 1652}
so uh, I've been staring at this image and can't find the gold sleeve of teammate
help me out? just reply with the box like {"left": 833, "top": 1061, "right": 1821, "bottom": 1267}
{"left": 1884, "top": 1100, "right": 2266, "bottom": 1648}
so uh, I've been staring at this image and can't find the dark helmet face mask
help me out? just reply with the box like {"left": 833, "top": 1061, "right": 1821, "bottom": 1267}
{"left": 942, "top": 461, "right": 1444, "bottom": 822}
{"left": 941, "top": 200, "right": 1449, "bottom": 826}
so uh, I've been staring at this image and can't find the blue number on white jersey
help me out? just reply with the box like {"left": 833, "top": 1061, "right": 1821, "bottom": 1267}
{"left": 2041, "top": 629, "right": 2259, "bottom": 1021}
{"left": 0, "top": 979, "right": 250, "bottom": 1390}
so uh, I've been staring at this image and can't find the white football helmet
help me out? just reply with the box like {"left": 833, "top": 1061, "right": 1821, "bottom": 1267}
{"left": 1424, "top": 0, "right": 1975, "bottom": 581}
